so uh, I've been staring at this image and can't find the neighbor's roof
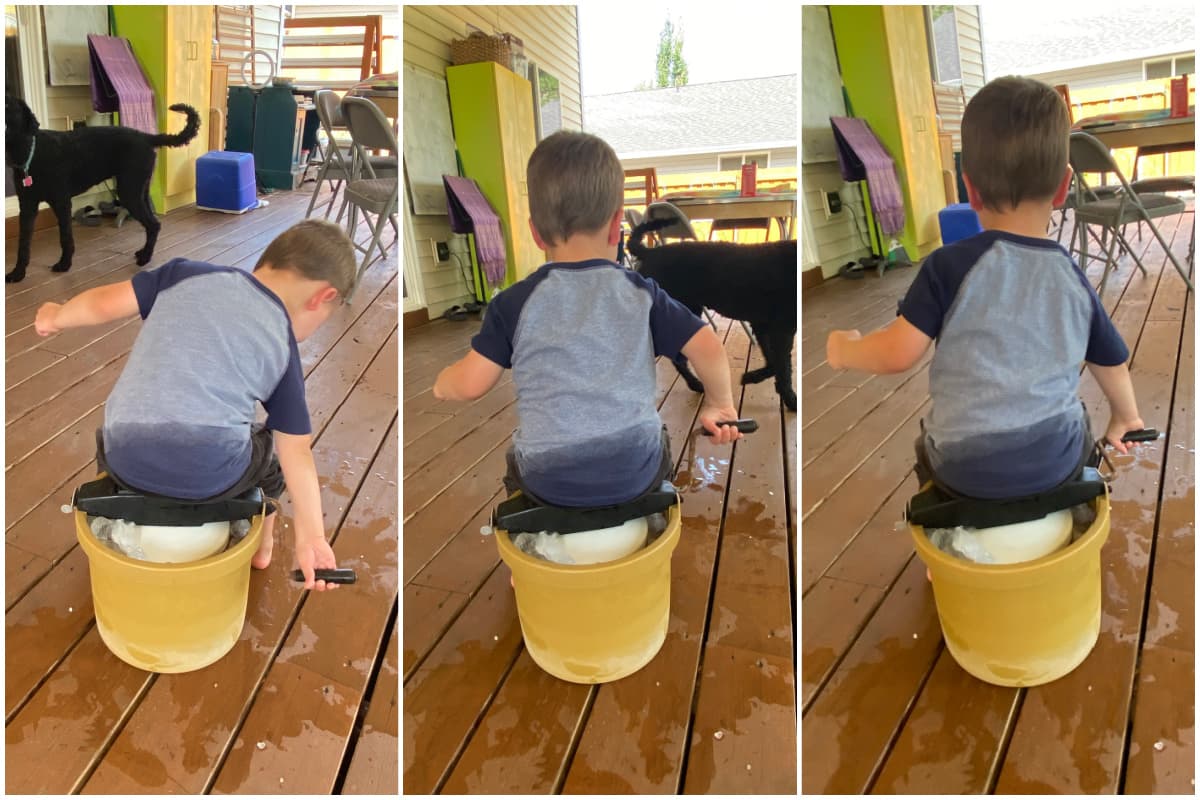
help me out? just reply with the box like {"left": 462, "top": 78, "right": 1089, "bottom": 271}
{"left": 583, "top": 74, "right": 796, "bottom": 159}
{"left": 983, "top": 7, "right": 1194, "bottom": 78}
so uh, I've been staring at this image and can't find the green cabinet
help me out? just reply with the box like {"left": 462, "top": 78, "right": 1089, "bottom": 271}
{"left": 446, "top": 61, "right": 542, "bottom": 290}
{"left": 113, "top": 5, "right": 212, "bottom": 212}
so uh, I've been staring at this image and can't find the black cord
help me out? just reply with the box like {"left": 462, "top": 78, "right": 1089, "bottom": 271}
{"left": 845, "top": 192, "right": 872, "bottom": 250}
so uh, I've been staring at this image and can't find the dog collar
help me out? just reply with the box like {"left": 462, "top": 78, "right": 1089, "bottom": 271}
{"left": 20, "top": 136, "right": 35, "bottom": 174}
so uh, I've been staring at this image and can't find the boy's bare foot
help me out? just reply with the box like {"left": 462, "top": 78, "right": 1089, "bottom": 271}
{"left": 251, "top": 532, "right": 274, "bottom": 569}
{"left": 251, "top": 512, "right": 277, "bottom": 569}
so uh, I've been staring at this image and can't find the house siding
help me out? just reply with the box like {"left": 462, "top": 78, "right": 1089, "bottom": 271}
{"left": 1029, "top": 56, "right": 1191, "bottom": 91}
{"left": 956, "top": 6, "right": 985, "bottom": 96}
{"left": 800, "top": 6, "right": 870, "bottom": 279}
{"left": 402, "top": 5, "right": 581, "bottom": 317}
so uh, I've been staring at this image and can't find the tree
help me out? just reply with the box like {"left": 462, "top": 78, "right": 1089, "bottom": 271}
{"left": 653, "top": 16, "right": 688, "bottom": 89}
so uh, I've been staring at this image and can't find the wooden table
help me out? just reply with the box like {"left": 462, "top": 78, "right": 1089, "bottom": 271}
{"left": 660, "top": 192, "right": 798, "bottom": 240}
{"left": 348, "top": 88, "right": 397, "bottom": 122}
{"left": 1074, "top": 111, "right": 1195, "bottom": 151}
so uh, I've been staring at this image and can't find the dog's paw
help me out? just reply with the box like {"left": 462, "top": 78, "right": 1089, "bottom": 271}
{"left": 50, "top": 261, "right": 72, "bottom": 273}
{"left": 5, "top": 268, "right": 26, "bottom": 283}
{"left": 135, "top": 250, "right": 152, "bottom": 266}
{"left": 780, "top": 388, "right": 797, "bottom": 412}
{"left": 684, "top": 377, "right": 705, "bottom": 394}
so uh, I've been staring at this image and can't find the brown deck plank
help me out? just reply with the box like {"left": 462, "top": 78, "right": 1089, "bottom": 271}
{"left": 209, "top": 422, "right": 398, "bottom": 794}
{"left": 341, "top": 621, "right": 400, "bottom": 795}
{"left": 1124, "top": 286, "right": 1194, "bottom": 794}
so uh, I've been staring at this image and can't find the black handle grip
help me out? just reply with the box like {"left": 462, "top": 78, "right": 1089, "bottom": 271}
{"left": 291, "top": 568, "right": 357, "bottom": 584}
{"left": 1121, "top": 428, "right": 1159, "bottom": 443}
{"left": 705, "top": 418, "right": 758, "bottom": 434}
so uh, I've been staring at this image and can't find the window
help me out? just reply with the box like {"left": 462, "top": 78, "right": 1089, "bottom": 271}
{"left": 925, "top": 5, "right": 962, "bottom": 86}
{"left": 1144, "top": 55, "right": 1194, "bottom": 80}
{"left": 718, "top": 152, "right": 769, "bottom": 171}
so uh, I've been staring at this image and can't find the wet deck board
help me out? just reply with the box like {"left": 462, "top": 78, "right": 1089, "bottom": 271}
{"left": 402, "top": 315, "right": 798, "bottom": 793}
{"left": 801, "top": 206, "right": 1195, "bottom": 794}
{"left": 4, "top": 186, "right": 399, "bottom": 793}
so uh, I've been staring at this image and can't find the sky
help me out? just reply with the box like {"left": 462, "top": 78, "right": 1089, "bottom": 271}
{"left": 577, "top": 1, "right": 800, "bottom": 97}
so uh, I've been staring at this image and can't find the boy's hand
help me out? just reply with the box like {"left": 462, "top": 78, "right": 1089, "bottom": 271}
{"left": 294, "top": 531, "right": 340, "bottom": 592}
{"left": 1103, "top": 415, "right": 1146, "bottom": 455}
{"left": 826, "top": 329, "right": 862, "bottom": 370}
{"left": 698, "top": 404, "right": 742, "bottom": 444}
{"left": 35, "top": 302, "right": 63, "bottom": 336}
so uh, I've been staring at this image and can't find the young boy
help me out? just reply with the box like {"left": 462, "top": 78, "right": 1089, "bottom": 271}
{"left": 434, "top": 130, "right": 742, "bottom": 509}
{"left": 34, "top": 219, "right": 357, "bottom": 590}
{"left": 827, "top": 76, "right": 1143, "bottom": 499}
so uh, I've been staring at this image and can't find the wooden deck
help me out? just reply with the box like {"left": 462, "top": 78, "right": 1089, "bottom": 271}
{"left": 402, "top": 313, "right": 798, "bottom": 792}
{"left": 801, "top": 207, "right": 1195, "bottom": 793}
{"left": 5, "top": 186, "right": 399, "bottom": 793}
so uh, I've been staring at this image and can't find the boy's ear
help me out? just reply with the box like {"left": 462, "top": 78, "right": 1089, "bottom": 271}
{"left": 1051, "top": 166, "right": 1073, "bottom": 208}
{"left": 306, "top": 285, "right": 339, "bottom": 309}
{"left": 528, "top": 218, "right": 550, "bottom": 252}
{"left": 962, "top": 173, "right": 984, "bottom": 211}
{"left": 607, "top": 208, "right": 623, "bottom": 246}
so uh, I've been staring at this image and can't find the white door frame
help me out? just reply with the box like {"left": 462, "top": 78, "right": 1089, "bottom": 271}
{"left": 6, "top": 6, "right": 50, "bottom": 218}
{"left": 402, "top": 201, "right": 426, "bottom": 312}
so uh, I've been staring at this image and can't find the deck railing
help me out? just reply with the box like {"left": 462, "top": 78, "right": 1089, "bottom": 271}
{"left": 1069, "top": 77, "right": 1196, "bottom": 181}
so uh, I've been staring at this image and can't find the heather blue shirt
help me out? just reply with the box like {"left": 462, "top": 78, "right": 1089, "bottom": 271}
{"left": 103, "top": 259, "right": 309, "bottom": 498}
{"left": 472, "top": 258, "right": 704, "bottom": 506}
{"left": 898, "top": 230, "right": 1128, "bottom": 498}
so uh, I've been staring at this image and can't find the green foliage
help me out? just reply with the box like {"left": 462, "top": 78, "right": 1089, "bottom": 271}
{"left": 652, "top": 15, "right": 689, "bottom": 89}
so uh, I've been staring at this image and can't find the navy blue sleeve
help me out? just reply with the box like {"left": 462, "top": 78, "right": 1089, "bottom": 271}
{"left": 471, "top": 295, "right": 517, "bottom": 369}
{"left": 130, "top": 258, "right": 195, "bottom": 318}
{"left": 262, "top": 338, "right": 312, "bottom": 435}
{"left": 896, "top": 251, "right": 952, "bottom": 340}
{"left": 643, "top": 277, "right": 705, "bottom": 358}
{"left": 1082, "top": 283, "right": 1129, "bottom": 366}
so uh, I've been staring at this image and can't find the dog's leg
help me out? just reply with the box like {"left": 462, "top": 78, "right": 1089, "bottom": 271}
{"left": 6, "top": 199, "right": 38, "bottom": 282}
{"left": 49, "top": 199, "right": 75, "bottom": 272}
{"left": 122, "top": 177, "right": 160, "bottom": 266}
{"left": 742, "top": 323, "right": 775, "bottom": 384}
{"left": 672, "top": 353, "right": 706, "bottom": 394}
{"left": 770, "top": 320, "right": 797, "bottom": 412}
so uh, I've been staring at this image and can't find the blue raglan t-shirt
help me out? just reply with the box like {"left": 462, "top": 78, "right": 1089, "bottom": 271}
{"left": 897, "top": 229, "right": 1128, "bottom": 498}
{"left": 472, "top": 258, "right": 705, "bottom": 507}
{"left": 102, "top": 258, "right": 310, "bottom": 499}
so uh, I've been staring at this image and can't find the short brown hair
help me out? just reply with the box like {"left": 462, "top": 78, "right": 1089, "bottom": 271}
{"left": 526, "top": 131, "right": 624, "bottom": 246}
{"left": 255, "top": 219, "right": 358, "bottom": 298}
{"left": 961, "top": 76, "right": 1070, "bottom": 212}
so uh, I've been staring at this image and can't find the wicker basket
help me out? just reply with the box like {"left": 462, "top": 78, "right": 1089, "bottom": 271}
{"left": 450, "top": 31, "right": 512, "bottom": 67}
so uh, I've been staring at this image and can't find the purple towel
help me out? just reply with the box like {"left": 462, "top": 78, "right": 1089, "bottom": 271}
{"left": 443, "top": 175, "right": 508, "bottom": 290}
{"left": 830, "top": 116, "right": 906, "bottom": 237}
{"left": 88, "top": 34, "right": 157, "bottom": 135}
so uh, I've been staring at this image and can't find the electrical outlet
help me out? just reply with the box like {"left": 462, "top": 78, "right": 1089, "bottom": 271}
{"left": 826, "top": 190, "right": 842, "bottom": 217}
{"left": 436, "top": 241, "right": 450, "bottom": 261}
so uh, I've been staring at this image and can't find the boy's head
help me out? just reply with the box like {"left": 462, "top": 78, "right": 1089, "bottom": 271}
{"left": 254, "top": 219, "right": 357, "bottom": 340}
{"left": 961, "top": 76, "right": 1071, "bottom": 213}
{"left": 526, "top": 131, "right": 624, "bottom": 248}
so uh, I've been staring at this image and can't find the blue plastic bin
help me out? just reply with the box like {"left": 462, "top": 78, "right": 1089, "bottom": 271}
{"left": 196, "top": 151, "right": 257, "bottom": 214}
{"left": 938, "top": 203, "right": 983, "bottom": 245}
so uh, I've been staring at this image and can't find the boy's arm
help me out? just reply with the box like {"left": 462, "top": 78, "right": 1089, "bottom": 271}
{"left": 274, "top": 431, "right": 339, "bottom": 591}
{"left": 35, "top": 280, "right": 139, "bottom": 336}
{"left": 1086, "top": 361, "right": 1144, "bottom": 455}
{"left": 679, "top": 325, "right": 741, "bottom": 444}
{"left": 827, "top": 316, "right": 932, "bottom": 374}
{"left": 433, "top": 349, "right": 504, "bottom": 401}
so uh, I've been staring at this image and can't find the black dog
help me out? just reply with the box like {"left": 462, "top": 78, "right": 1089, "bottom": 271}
{"left": 628, "top": 217, "right": 797, "bottom": 411}
{"left": 5, "top": 96, "right": 200, "bottom": 283}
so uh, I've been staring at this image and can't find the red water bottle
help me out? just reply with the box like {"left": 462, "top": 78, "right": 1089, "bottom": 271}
{"left": 740, "top": 162, "right": 757, "bottom": 197}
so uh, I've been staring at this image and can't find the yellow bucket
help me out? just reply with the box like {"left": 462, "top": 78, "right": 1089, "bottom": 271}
{"left": 75, "top": 509, "right": 264, "bottom": 673}
{"left": 911, "top": 490, "right": 1110, "bottom": 687}
{"left": 495, "top": 502, "right": 682, "bottom": 684}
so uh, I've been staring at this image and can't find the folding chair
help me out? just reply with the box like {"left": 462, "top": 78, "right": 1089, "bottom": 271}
{"left": 337, "top": 97, "right": 399, "bottom": 294}
{"left": 305, "top": 90, "right": 397, "bottom": 221}
{"left": 1068, "top": 131, "right": 1192, "bottom": 295}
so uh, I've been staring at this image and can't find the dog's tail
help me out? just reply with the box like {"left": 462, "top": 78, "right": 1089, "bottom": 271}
{"left": 627, "top": 217, "right": 677, "bottom": 260}
{"left": 147, "top": 104, "right": 201, "bottom": 148}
